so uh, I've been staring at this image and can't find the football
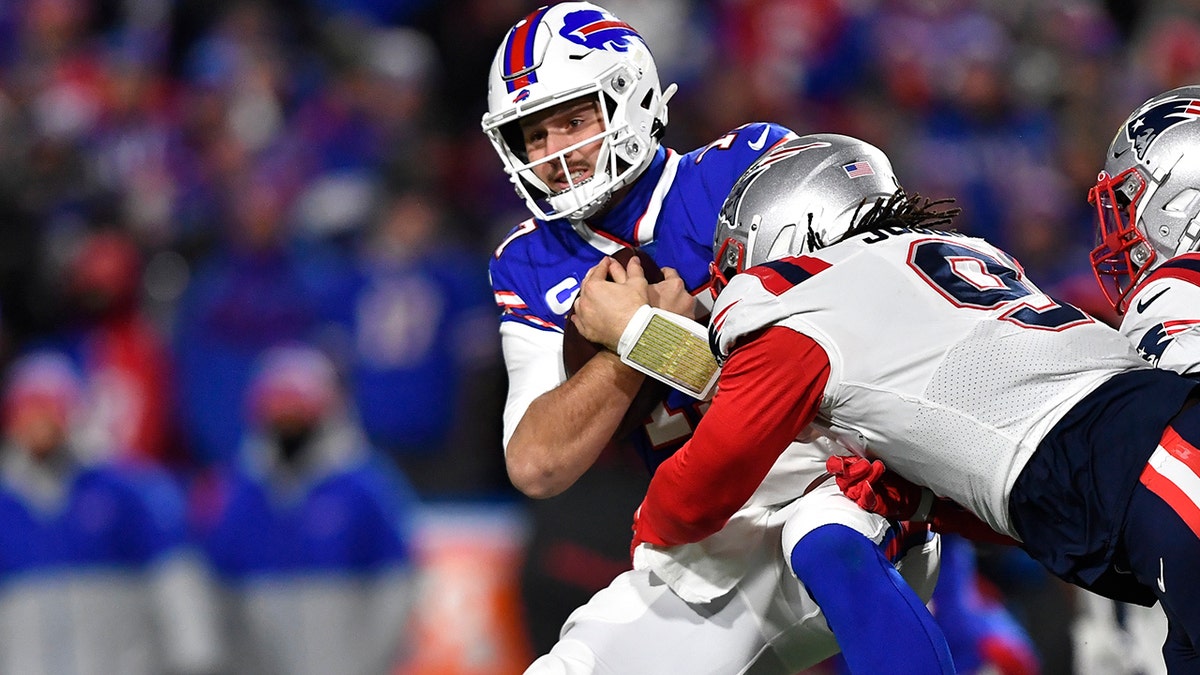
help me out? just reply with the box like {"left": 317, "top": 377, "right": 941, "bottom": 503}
{"left": 563, "top": 248, "right": 671, "bottom": 441}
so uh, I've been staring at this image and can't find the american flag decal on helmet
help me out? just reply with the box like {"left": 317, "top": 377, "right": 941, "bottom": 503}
{"left": 502, "top": 6, "right": 552, "bottom": 93}
{"left": 843, "top": 161, "right": 875, "bottom": 178}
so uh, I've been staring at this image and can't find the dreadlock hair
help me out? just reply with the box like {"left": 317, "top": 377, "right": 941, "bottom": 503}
{"left": 837, "top": 191, "right": 961, "bottom": 244}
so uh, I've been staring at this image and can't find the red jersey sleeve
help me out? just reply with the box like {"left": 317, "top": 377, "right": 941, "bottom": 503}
{"left": 635, "top": 325, "right": 831, "bottom": 548}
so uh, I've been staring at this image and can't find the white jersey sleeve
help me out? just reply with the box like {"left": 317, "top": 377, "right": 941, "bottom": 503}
{"left": 498, "top": 321, "right": 565, "bottom": 452}
{"left": 1120, "top": 275, "right": 1200, "bottom": 376}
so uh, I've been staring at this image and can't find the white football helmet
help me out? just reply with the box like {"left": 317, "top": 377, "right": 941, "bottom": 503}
{"left": 712, "top": 134, "right": 900, "bottom": 291}
{"left": 1089, "top": 85, "right": 1200, "bottom": 313}
{"left": 482, "top": 2, "right": 675, "bottom": 222}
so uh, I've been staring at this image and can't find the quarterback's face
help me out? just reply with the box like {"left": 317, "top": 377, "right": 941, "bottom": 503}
{"left": 519, "top": 97, "right": 605, "bottom": 194}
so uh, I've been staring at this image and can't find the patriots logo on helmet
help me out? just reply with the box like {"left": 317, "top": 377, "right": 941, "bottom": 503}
{"left": 749, "top": 141, "right": 832, "bottom": 176}
{"left": 1126, "top": 97, "right": 1200, "bottom": 161}
{"left": 560, "top": 9, "right": 644, "bottom": 52}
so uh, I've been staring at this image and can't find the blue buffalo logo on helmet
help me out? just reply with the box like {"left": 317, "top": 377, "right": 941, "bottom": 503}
{"left": 1126, "top": 97, "right": 1200, "bottom": 161}
{"left": 560, "top": 9, "right": 644, "bottom": 52}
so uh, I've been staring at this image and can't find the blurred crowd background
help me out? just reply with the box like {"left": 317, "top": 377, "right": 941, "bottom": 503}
{"left": 0, "top": 0, "right": 1196, "bottom": 672}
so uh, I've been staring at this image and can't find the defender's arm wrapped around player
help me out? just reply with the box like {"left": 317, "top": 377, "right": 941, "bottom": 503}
{"left": 826, "top": 455, "right": 1019, "bottom": 547}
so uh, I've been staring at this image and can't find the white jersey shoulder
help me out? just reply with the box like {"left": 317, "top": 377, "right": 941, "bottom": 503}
{"left": 1120, "top": 273, "right": 1200, "bottom": 375}
{"left": 711, "top": 230, "right": 1148, "bottom": 535}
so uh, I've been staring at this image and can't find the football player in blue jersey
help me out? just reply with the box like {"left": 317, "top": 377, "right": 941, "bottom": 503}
{"left": 484, "top": 4, "right": 952, "bottom": 673}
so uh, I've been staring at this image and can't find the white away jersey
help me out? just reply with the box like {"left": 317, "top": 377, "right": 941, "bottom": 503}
{"left": 710, "top": 229, "right": 1151, "bottom": 535}
{"left": 1119, "top": 252, "right": 1200, "bottom": 375}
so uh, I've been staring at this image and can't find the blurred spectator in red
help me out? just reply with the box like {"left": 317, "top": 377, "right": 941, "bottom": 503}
{"left": 1132, "top": 14, "right": 1200, "bottom": 95}
{"left": 0, "top": 349, "right": 221, "bottom": 675}
{"left": 35, "top": 229, "right": 177, "bottom": 464}
{"left": 190, "top": 342, "right": 418, "bottom": 675}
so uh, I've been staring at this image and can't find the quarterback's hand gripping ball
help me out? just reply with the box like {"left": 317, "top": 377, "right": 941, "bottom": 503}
{"left": 563, "top": 248, "right": 670, "bottom": 441}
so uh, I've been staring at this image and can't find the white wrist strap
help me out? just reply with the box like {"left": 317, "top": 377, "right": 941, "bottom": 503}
{"left": 617, "top": 305, "right": 720, "bottom": 400}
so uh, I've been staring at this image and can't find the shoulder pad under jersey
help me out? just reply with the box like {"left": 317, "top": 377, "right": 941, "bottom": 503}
{"left": 710, "top": 256, "right": 831, "bottom": 362}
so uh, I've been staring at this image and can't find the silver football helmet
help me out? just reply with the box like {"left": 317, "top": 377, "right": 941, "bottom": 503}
{"left": 481, "top": 2, "right": 676, "bottom": 222}
{"left": 1090, "top": 85, "right": 1200, "bottom": 313}
{"left": 712, "top": 134, "right": 900, "bottom": 291}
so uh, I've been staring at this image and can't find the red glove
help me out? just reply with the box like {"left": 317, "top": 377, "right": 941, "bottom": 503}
{"left": 826, "top": 455, "right": 1021, "bottom": 546}
{"left": 826, "top": 455, "right": 931, "bottom": 520}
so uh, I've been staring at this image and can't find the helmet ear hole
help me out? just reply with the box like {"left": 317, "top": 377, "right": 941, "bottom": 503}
{"left": 766, "top": 224, "right": 796, "bottom": 260}
{"left": 639, "top": 89, "right": 654, "bottom": 111}
{"left": 1162, "top": 187, "right": 1200, "bottom": 214}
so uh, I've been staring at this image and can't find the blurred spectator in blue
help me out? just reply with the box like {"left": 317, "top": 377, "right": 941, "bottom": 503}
{"left": 168, "top": 1, "right": 324, "bottom": 254}
{"left": 711, "top": 0, "right": 871, "bottom": 113}
{"left": 190, "top": 342, "right": 418, "bottom": 675}
{"left": 287, "top": 22, "right": 391, "bottom": 178}
{"left": 0, "top": 350, "right": 220, "bottom": 675}
{"left": 172, "top": 175, "right": 354, "bottom": 465}
{"left": 35, "top": 229, "right": 177, "bottom": 464}
{"left": 873, "top": 1, "right": 1057, "bottom": 246}
{"left": 307, "top": 0, "right": 433, "bottom": 27}
{"left": 287, "top": 22, "right": 443, "bottom": 244}
{"left": 347, "top": 185, "right": 503, "bottom": 497}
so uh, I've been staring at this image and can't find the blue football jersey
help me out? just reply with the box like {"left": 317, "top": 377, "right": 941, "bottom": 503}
{"left": 490, "top": 122, "right": 796, "bottom": 471}
{"left": 0, "top": 461, "right": 188, "bottom": 575}
{"left": 193, "top": 453, "right": 415, "bottom": 579}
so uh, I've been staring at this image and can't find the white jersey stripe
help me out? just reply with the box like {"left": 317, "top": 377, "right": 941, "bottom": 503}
{"left": 634, "top": 150, "right": 681, "bottom": 245}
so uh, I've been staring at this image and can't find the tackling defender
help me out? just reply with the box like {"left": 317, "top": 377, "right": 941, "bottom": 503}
{"left": 599, "top": 132, "right": 1200, "bottom": 673}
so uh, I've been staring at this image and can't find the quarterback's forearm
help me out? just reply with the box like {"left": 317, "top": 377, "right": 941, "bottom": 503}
{"left": 507, "top": 350, "right": 645, "bottom": 498}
